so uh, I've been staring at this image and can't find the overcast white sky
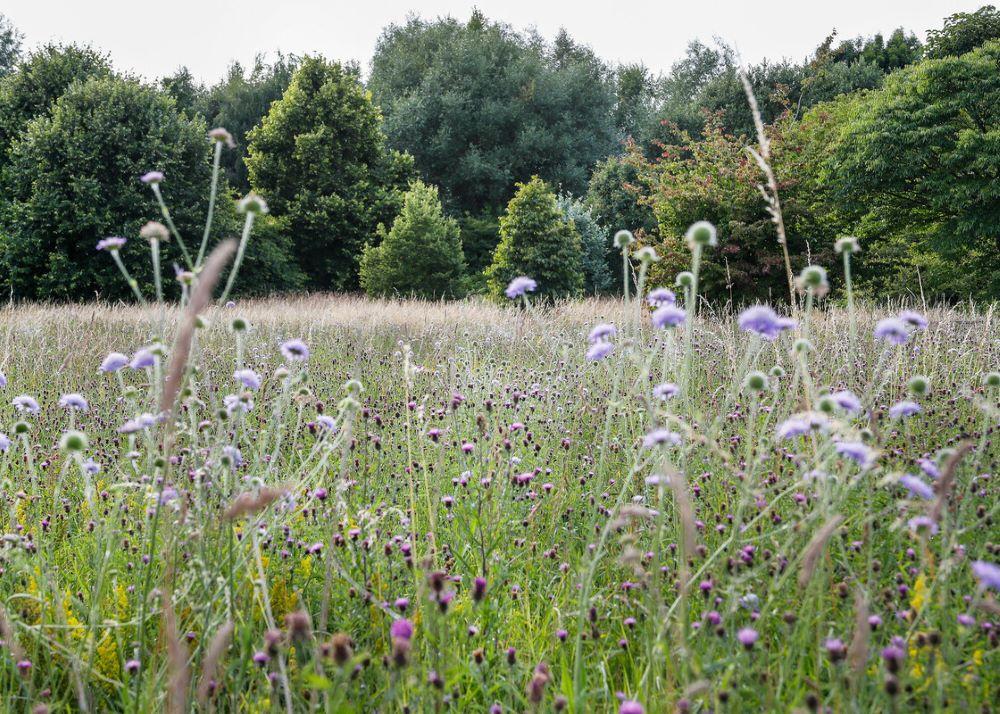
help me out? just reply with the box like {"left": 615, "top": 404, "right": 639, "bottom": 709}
{"left": 3, "top": 1, "right": 981, "bottom": 83}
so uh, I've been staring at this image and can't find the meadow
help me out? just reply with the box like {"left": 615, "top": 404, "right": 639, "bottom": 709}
{"left": 0, "top": 275, "right": 998, "bottom": 712}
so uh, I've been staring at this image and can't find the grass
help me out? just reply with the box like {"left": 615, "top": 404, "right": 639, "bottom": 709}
{"left": 0, "top": 290, "right": 997, "bottom": 712}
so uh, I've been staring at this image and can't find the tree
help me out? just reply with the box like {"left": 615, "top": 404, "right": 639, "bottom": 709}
{"left": 160, "top": 66, "right": 204, "bottom": 116}
{"left": 557, "top": 194, "right": 613, "bottom": 294}
{"left": 359, "top": 180, "right": 465, "bottom": 298}
{"left": 827, "top": 41, "right": 1000, "bottom": 299}
{"left": 197, "top": 54, "right": 298, "bottom": 192}
{"left": 0, "top": 13, "right": 22, "bottom": 78}
{"left": 486, "top": 176, "right": 583, "bottom": 300}
{"left": 926, "top": 5, "right": 1000, "bottom": 58}
{"left": 246, "top": 56, "right": 413, "bottom": 290}
{"left": 369, "top": 12, "right": 618, "bottom": 216}
{"left": 0, "top": 44, "right": 111, "bottom": 165}
{"left": 0, "top": 76, "right": 213, "bottom": 300}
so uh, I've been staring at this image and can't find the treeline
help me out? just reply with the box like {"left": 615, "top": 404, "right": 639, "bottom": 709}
{"left": 0, "top": 6, "right": 997, "bottom": 302}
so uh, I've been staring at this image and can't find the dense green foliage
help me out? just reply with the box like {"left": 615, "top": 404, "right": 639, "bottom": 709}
{"left": 360, "top": 180, "right": 465, "bottom": 298}
{"left": 369, "top": 12, "right": 618, "bottom": 215}
{"left": 0, "top": 76, "right": 212, "bottom": 300}
{"left": 926, "top": 4, "right": 1000, "bottom": 58}
{"left": 0, "top": 13, "right": 21, "bottom": 78}
{"left": 246, "top": 56, "right": 414, "bottom": 291}
{"left": 557, "top": 194, "right": 614, "bottom": 294}
{"left": 487, "top": 176, "right": 583, "bottom": 300}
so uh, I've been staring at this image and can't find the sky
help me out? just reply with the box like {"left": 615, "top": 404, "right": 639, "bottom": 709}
{"left": 2, "top": 1, "right": 981, "bottom": 84}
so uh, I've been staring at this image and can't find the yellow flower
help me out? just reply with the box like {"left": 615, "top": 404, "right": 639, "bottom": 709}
{"left": 909, "top": 574, "right": 928, "bottom": 613}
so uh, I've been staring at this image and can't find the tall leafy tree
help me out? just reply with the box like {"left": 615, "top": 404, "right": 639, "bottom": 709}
{"left": 246, "top": 56, "right": 413, "bottom": 290}
{"left": 926, "top": 5, "right": 1000, "bottom": 58}
{"left": 0, "top": 13, "right": 22, "bottom": 78}
{"left": 486, "top": 176, "right": 583, "bottom": 300}
{"left": 369, "top": 12, "right": 618, "bottom": 216}
{"left": 557, "top": 194, "right": 613, "bottom": 294}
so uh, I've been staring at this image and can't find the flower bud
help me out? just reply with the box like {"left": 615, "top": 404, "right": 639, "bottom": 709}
{"left": 613, "top": 230, "right": 635, "bottom": 249}
{"left": 685, "top": 221, "right": 718, "bottom": 249}
{"left": 140, "top": 221, "right": 169, "bottom": 243}
{"left": 238, "top": 193, "right": 269, "bottom": 215}
{"left": 835, "top": 236, "right": 860, "bottom": 254}
{"left": 907, "top": 375, "right": 930, "bottom": 396}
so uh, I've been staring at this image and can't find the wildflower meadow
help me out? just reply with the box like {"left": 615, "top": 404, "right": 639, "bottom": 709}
{"left": 0, "top": 132, "right": 997, "bottom": 714}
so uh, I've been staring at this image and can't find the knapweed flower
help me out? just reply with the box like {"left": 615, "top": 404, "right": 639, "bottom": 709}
{"left": 653, "top": 383, "right": 678, "bottom": 400}
{"left": 835, "top": 441, "right": 875, "bottom": 469}
{"left": 586, "top": 342, "right": 614, "bottom": 361}
{"left": 234, "top": 369, "right": 262, "bottom": 390}
{"left": 588, "top": 324, "right": 616, "bottom": 344}
{"left": 899, "top": 474, "right": 934, "bottom": 500}
{"left": 12, "top": 395, "right": 39, "bottom": 414}
{"left": 647, "top": 288, "right": 676, "bottom": 306}
{"left": 651, "top": 305, "right": 685, "bottom": 329}
{"left": 971, "top": 561, "right": 1000, "bottom": 591}
{"left": 505, "top": 276, "right": 537, "bottom": 299}
{"left": 140, "top": 171, "right": 164, "bottom": 185}
{"left": 280, "top": 339, "right": 310, "bottom": 362}
{"left": 58, "top": 393, "right": 89, "bottom": 411}
{"left": 874, "top": 318, "right": 909, "bottom": 345}
{"left": 829, "top": 390, "right": 862, "bottom": 415}
{"left": 642, "top": 429, "right": 681, "bottom": 449}
{"left": 899, "top": 310, "right": 928, "bottom": 331}
{"left": 100, "top": 352, "right": 129, "bottom": 373}
{"left": 96, "top": 236, "right": 127, "bottom": 251}
{"left": 619, "top": 701, "right": 644, "bottom": 714}
{"left": 118, "top": 413, "right": 158, "bottom": 434}
{"left": 888, "top": 400, "right": 921, "bottom": 419}
{"left": 129, "top": 349, "right": 156, "bottom": 370}
{"left": 737, "top": 306, "right": 796, "bottom": 341}
{"left": 390, "top": 618, "right": 414, "bottom": 641}
{"left": 736, "top": 627, "right": 758, "bottom": 649}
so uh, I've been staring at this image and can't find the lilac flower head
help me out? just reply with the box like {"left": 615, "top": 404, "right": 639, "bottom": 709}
{"left": 0, "top": 433, "right": 10, "bottom": 452}
{"left": 316, "top": 415, "right": 337, "bottom": 431}
{"left": 12, "top": 395, "right": 39, "bottom": 414}
{"left": 899, "top": 311, "right": 928, "bottom": 331}
{"left": 917, "top": 457, "right": 940, "bottom": 480}
{"left": 889, "top": 400, "right": 921, "bottom": 419}
{"left": 223, "top": 393, "right": 253, "bottom": 415}
{"left": 907, "top": 516, "right": 938, "bottom": 535}
{"left": 736, "top": 627, "right": 758, "bottom": 648}
{"left": 0, "top": 370, "right": 6, "bottom": 388}
{"left": 390, "top": 618, "right": 414, "bottom": 641}
{"left": 505, "top": 276, "right": 537, "bottom": 299}
{"left": 619, "top": 701, "right": 645, "bottom": 714}
{"left": 588, "top": 323, "right": 616, "bottom": 344}
{"left": 96, "top": 236, "right": 127, "bottom": 251}
{"left": 971, "top": 561, "right": 1000, "bottom": 591}
{"left": 829, "top": 390, "right": 862, "bottom": 415}
{"left": 646, "top": 288, "right": 676, "bottom": 307}
{"left": 129, "top": 349, "right": 156, "bottom": 370}
{"left": 651, "top": 304, "right": 685, "bottom": 329}
{"left": 118, "top": 413, "right": 158, "bottom": 434}
{"left": 140, "top": 171, "right": 164, "bottom": 185}
{"left": 776, "top": 414, "right": 825, "bottom": 440}
{"left": 874, "top": 318, "right": 909, "bottom": 345}
{"left": 234, "top": 369, "right": 262, "bottom": 390}
{"left": 653, "top": 383, "right": 679, "bottom": 400}
{"left": 738, "top": 306, "right": 797, "bottom": 341}
{"left": 899, "top": 474, "right": 934, "bottom": 500}
{"left": 835, "top": 441, "right": 875, "bottom": 469}
{"left": 280, "top": 339, "right": 309, "bottom": 362}
{"left": 100, "top": 352, "right": 129, "bottom": 373}
{"left": 642, "top": 429, "right": 681, "bottom": 449}
{"left": 58, "top": 393, "right": 89, "bottom": 411}
{"left": 586, "top": 342, "right": 614, "bottom": 362}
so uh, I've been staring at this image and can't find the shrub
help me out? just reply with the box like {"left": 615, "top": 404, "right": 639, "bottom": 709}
{"left": 557, "top": 194, "right": 614, "bottom": 294}
{"left": 246, "top": 56, "right": 413, "bottom": 291}
{"left": 359, "top": 180, "right": 465, "bottom": 298}
{"left": 486, "top": 176, "right": 583, "bottom": 300}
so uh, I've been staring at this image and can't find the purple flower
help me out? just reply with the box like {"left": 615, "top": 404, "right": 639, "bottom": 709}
{"left": 0, "top": 370, "right": 5, "bottom": 388}
{"left": 642, "top": 429, "right": 681, "bottom": 449}
{"left": 588, "top": 323, "right": 616, "bottom": 343}
{"left": 899, "top": 310, "right": 928, "bottom": 331}
{"left": 125, "top": 659, "right": 141, "bottom": 674}
{"left": 140, "top": 171, "right": 164, "bottom": 185}
{"left": 619, "top": 701, "right": 645, "bottom": 714}
{"left": 129, "top": 349, "right": 156, "bottom": 370}
{"left": 899, "top": 474, "right": 934, "bottom": 500}
{"left": 647, "top": 288, "right": 676, "bottom": 306}
{"left": 100, "top": 352, "right": 129, "bottom": 373}
{"left": 58, "top": 393, "right": 89, "bottom": 411}
{"left": 907, "top": 516, "right": 938, "bottom": 535}
{"left": 736, "top": 627, "right": 758, "bottom": 648}
{"left": 316, "top": 415, "right": 337, "bottom": 431}
{"left": 224, "top": 394, "right": 253, "bottom": 415}
{"left": 586, "top": 342, "right": 614, "bottom": 361}
{"left": 234, "top": 369, "right": 262, "bottom": 390}
{"left": 0, "top": 433, "right": 10, "bottom": 452}
{"left": 653, "top": 383, "right": 678, "bottom": 400}
{"left": 971, "top": 561, "right": 1000, "bottom": 591}
{"left": 118, "top": 413, "right": 158, "bottom": 434}
{"left": 889, "top": 400, "right": 921, "bottom": 419}
{"left": 651, "top": 305, "right": 685, "bottom": 329}
{"left": 280, "top": 339, "right": 309, "bottom": 362}
{"left": 96, "top": 236, "right": 127, "bottom": 251}
{"left": 738, "top": 306, "right": 796, "bottom": 341}
{"left": 505, "top": 276, "right": 537, "bottom": 299}
{"left": 222, "top": 445, "right": 243, "bottom": 468}
{"left": 830, "top": 390, "right": 862, "bottom": 414}
{"left": 835, "top": 441, "right": 875, "bottom": 469}
{"left": 917, "top": 457, "right": 940, "bottom": 480}
{"left": 12, "top": 395, "right": 39, "bottom": 414}
{"left": 874, "top": 318, "right": 909, "bottom": 345}
{"left": 390, "top": 618, "right": 414, "bottom": 641}
{"left": 776, "top": 416, "right": 811, "bottom": 440}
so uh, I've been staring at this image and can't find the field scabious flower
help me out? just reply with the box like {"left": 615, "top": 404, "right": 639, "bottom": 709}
{"left": 0, "top": 433, "right": 9, "bottom": 452}
{"left": 647, "top": 288, "right": 676, "bottom": 306}
{"left": 651, "top": 305, "right": 685, "bottom": 329}
{"left": 12, "top": 395, "right": 39, "bottom": 414}
{"left": 899, "top": 474, "right": 934, "bottom": 500}
{"left": 889, "top": 400, "right": 921, "bottom": 418}
{"left": 234, "top": 369, "right": 262, "bottom": 390}
{"left": 899, "top": 311, "right": 928, "bottom": 331}
{"left": 653, "top": 383, "right": 678, "bottom": 400}
{"left": 738, "top": 306, "right": 796, "bottom": 340}
{"left": 586, "top": 342, "right": 614, "bottom": 361}
{"left": 0, "top": 370, "right": 5, "bottom": 388}
{"left": 642, "top": 429, "right": 681, "bottom": 448}
{"left": 971, "top": 561, "right": 1000, "bottom": 591}
{"left": 118, "top": 413, "right": 158, "bottom": 434}
{"left": 588, "top": 324, "right": 616, "bottom": 343}
{"left": 835, "top": 441, "right": 875, "bottom": 469}
{"left": 280, "top": 339, "right": 309, "bottom": 362}
{"left": 129, "top": 349, "right": 156, "bottom": 370}
{"left": 874, "top": 318, "right": 910, "bottom": 345}
{"left": 505, "top": 276, "right": 537, "bottom": 299}
{"left": 829, "top": 390, "right": 862, "bottom": 414}
{"left": 58, "top": 393, "right": 89, "bottom": 411}
{"left": 100, "top": 352, "right": 129, "bottom": 372}
{"left": 96, "top": 236, "right": 127, "bottom": 252}
{"left": 140, "top": 171, "right": 164, "bottom": 185}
